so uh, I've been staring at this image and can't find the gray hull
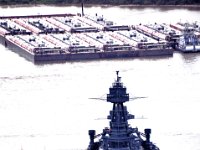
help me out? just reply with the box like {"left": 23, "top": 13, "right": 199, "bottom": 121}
{"left": 0, "top": 34, "right": 173, "bottom": 63}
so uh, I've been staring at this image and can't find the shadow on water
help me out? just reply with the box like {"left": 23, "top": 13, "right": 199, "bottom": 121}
{"left": 118, "top": 5, "right": 200, "bottom": 11}
{"left": 33, "top": 54, "right": 173, "bottom": 66}
{"left": 180, "top": 53, "right": 200, "bottom": 64}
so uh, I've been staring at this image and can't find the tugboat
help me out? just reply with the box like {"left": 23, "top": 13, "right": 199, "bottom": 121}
{"left": 87, "top": 71, "right": 160, "bottom": 150}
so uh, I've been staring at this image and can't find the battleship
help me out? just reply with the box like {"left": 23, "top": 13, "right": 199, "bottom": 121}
{"left": 87, "top": 71, "right": 159, "bottom": 150}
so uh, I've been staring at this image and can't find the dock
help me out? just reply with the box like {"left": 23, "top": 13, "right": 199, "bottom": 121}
{"left": 0, "top": 13, "right": 199, "bottom": 63}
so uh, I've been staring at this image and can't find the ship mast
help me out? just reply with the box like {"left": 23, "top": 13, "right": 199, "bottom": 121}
{"left": 81, "top": 0, "right": 84, "bottom": 16}
{"left": 101, "top": 71, "right": 140, "bottom": 149}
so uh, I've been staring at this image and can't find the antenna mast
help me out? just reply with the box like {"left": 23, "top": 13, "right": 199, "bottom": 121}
{"left": 81, "top": 0, "right": 84, "bottom": 16}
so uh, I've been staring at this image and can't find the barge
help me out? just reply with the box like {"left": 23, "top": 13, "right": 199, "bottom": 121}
{"left": 0, "top": 13, "right": 199, "bottom": 63}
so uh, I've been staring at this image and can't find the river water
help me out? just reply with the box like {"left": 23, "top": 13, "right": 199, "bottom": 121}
{"left": 0, "top": 5, "right": 200, "bottom": 150}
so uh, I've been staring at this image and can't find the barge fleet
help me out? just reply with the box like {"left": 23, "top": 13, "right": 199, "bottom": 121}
{"left": 0, "top": 13, "right": 200, "bottom": 63}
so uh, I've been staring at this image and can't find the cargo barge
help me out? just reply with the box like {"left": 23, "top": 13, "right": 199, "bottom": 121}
{"left": 0, "top": 13, "right": 199, "bottom": 63}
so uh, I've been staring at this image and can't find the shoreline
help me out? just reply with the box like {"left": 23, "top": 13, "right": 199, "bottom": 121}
{"left": 0, "top": 3, "right": 200, "bottom": 9}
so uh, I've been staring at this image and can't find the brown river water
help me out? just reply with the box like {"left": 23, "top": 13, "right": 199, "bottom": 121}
{"left": 0, "top": 5, "right": 200, "bottom": 150}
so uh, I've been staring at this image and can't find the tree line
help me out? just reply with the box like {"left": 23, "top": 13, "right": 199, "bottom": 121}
{"left": 0, "top": 0, "right": 200, "bottom": 5}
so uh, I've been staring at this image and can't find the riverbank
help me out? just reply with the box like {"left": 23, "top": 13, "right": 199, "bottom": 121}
{"left": 0, "top": 2, "right": 200, "bottom": 9}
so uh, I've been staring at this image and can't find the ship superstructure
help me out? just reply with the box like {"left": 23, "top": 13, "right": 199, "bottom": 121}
{"left": 88, "top": 71, "right": 159, "bottom": 150}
